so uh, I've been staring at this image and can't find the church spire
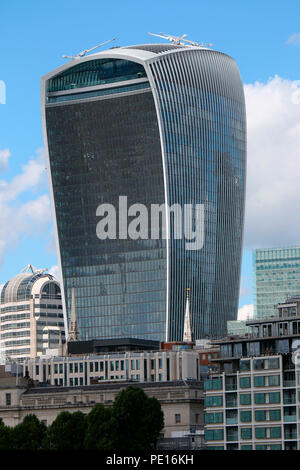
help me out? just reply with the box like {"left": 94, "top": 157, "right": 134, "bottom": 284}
{"left": 183, "top": 288, "right": 194, "bottom": 343}
{"left": 67, "top": 278, "right": 80, "bottom": 342}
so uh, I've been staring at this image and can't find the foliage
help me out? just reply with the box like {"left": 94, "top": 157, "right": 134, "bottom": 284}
{"left": 11, "top": 414, "right": 47, "bottom": 450}
{"left": 84, "top": 403, "right": 115, "bottom": 450}
{"left": 44, "top": 410, "right": 86, "bottom": 450}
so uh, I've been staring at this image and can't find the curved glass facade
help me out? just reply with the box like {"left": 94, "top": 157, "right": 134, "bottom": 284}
{"left": 43, "top": 46, "right": 246, "bottom": 341}
{"left": 149, "top": 48, "right": 246, "bottom": 338}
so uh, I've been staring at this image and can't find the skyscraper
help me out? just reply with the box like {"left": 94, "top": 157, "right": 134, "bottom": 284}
{"left": 42, "top": 41, "right": 246, "bottom": 341}
{"left": 253, "top": 246, "right": 300, "bottom": 319}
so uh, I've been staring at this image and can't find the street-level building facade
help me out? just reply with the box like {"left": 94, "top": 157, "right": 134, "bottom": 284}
{"left": 42, "top": 41, "right": 246, "bottom": 342}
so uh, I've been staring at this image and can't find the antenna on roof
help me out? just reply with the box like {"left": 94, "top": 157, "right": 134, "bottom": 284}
{"left": 62, "top": 38, "right": 117, "bottom": 60}
{"left": 148, "top": 32, "right": 212, "bottom": 48}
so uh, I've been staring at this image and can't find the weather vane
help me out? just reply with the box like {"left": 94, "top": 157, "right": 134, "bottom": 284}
{"left": 62, "top": 38, "right": 116, "bottom": 60}
{"left": 148, "top": 32, "right": 212, "bottom": 48}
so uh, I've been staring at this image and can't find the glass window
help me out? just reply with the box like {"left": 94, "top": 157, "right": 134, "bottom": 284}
{"left": 204, "top": 378, "right": 223, "bottom": 391}
{"left": 254, "top": 376, "right": 265, "bottom": 387}
{"left": 269, "top": 392, "right": 280, "bottom": 404}
{"left": 270, "top": 444, "right": 282, "bottom": 450}
{"left": 268, "top": 375, "right": 280, "bottom": 386}
{"left": 240, "top": 377, "right": 251, "bottom": 388}
{"left": 204, "top": 429, "right": 224, "bottom": 441}
{"left": 253, "top": 359, "right": 265, "bottom": 370}
{"left": 205, "top": 412, "right": 223, "bottom": 424}
{"left": 255, "top": 410, "right": 266, "bottom": 421}
{"left": 5, "top": 394, "right": 11, "bottom": 406}
{"left": 204, "top": 395, "right": 223, "bottom": 407}
{"left": 256, "top": 445, "right": 267, "bottom": 450}
{"left": 240, "top": 410, "right": 251, "bottom": 422}
{"left": 255, "top": 427, "right": 266, "bottom": 439}
{"left": 241, "top": 428, "right": 252, "bottom": 439}
{"left": 175, "top": 413, "right": 181, "bottom": 423}
{"left": 240, "top": 360, "right": 250, "bottom": 371}
{"left": 270, "top": 427, "right": 281, "bottom": 438}
{"left": 269, "top": 409, "right": 281, "bottom": 421}
{"left": 268, "top": 358, "right": 279, "bottom": 369}
{"left": 240, "top": 394, "right": 251, "bottom": 405}
{"left": 241, "top": 445, "right": 252, "bottom": 450}
{"left": 254, "top": 393, "right": 266, "bottom": 404}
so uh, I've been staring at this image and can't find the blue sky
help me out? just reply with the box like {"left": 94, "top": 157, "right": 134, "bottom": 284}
{"left": 1, "top": 0, "right": 300, "bottom": 317}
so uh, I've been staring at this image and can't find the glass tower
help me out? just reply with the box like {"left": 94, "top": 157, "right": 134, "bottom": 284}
{"left": 42, "top": 43, "right": 246, "bottom": 341}
{"left": 253, "top": 246, "right": 300, "bottom": 320}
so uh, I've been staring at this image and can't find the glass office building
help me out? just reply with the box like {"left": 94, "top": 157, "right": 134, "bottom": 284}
{"left": 42, "top": 43, "right": 246, "bottom": 341}
{"left": 253, "top": 247, "right": 300, "bottom": 320}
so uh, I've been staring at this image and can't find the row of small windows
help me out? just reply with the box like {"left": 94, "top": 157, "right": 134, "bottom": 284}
{"left": 205, "top": 409, "right": 282, "bottom": 424}
{"left": 205, "top": 426, "right": 282, "bottom": 441}
{"left": 204, "top": 392, "right": 282, "bottom": 407}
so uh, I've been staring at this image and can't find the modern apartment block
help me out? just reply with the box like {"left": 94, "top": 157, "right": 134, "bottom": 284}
{"left": 42, "top": 40, "right": 246, "bottom": 342}
{"left": 0, "top": 266, "right": 65, "bottom": 363}
{"left": 253, "top": 246, "right": 300, "bottom": 320}
{"left": 23, "top": 348, "right": 200, "bottom": 387}
{"left": 203, "top": 300, "right": 300, "bottom": 450}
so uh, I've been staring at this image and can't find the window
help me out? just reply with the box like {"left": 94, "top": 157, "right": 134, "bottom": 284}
{"left": 205, "top": 412, "right": 223, "bottom": 424}
{"left": 79, "top": 363, "right": 83, "bottom": 373}
{"left": 240, "top": 394, "right": 251, "bottom": 405}
{"left": 241, "top": 445, "right": 252, "bottom": 450}
{"left": 253, "top": 359, "right": 265, "bottom": 370}
{"left": 59, "top": 364, "right": 63, "bottom": 374}
{"left": 269, "top": 409, "right": 281, "bottom": 421}
{"left": 175, "top": 414, "right": 181, "bottom": 423}
{"left": 268, "top": 358, "right": 279, "bottom": 369}
{"left": 240, "top": 377, "right": 251, "bottom": 388}
{"left": 5, "top": 393, "right": 11, "bottom": 406}
{"left": 240, "top": 360, "right": 250, "bottom": 371}
{"left": 241, "top": 428, "right": 252, "bottom": 439}
{"left": 35, "top": 365, "right": 39, "bottom": 375}
{"left": 255, "top": 427, "right": 267, "bottom": 439}
{"left": 54, "top": 364, "right": 58, "bottom": 374}
{"left": 74, "top": 363, "right": 78, "bottom": 373}
{"left": 254, "top": 376, "right": 265, "bottom": 387}
{"left": 110, "top": 361, "right": 114, "bottom": 371}
{"left": 204, "top": 378, "right": 222, "bottom": 390}
{"left": 158, "top": 358, "right": 162, "bottom": 369}
{"left": 269, "top": 392, "right": 280, "bottom": 404}
{"left": 268, "top": 375, "right": 280, "bottom": 386}
{"left": 204, "top": 395, "right": 223, "bottom": 407}
{"left": 151, "top": 359, "right": 155, "bottom": 369}
{"left": 240, "top": 410, "right": 251, "bottom": 422}
{"left": 255, "top": 410, "right": 266, "bottom": 421}
{"left": 89, "top": 362, "right": 93, "bottom": 372}
{"left": 256, "top": 445, "right": 267, "bottom": 450}
{"left": 270, "top": 444, "right": 282, "bottom": 450}
{"left": 204, "top": 429, "right": 224, "bottom": 441}
{"left": 270, "top": 427, "right": 281, "bottom": 438}
{"left": 131, "top": 360, "right": 135, "bottom": 370}
{"left": 158, "top": 374, "right": 162, "bottom": 382}
{"left": 69, "top": 363, "right": 73, "bottom": 373}
{"left": 254, "top": 393, "right": 266, "bottom": 404}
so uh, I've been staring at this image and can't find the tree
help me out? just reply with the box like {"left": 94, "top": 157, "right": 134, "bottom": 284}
{"left": 111, "top": 386, "right": 164, "bottom": 451}
{"left": 84, "top": 403, "right": 115, "bottom": 450}
{"left": 11, "top": 414, "right": 47, "bottom": 450}
{"left": 45, "top": 411, "right": 86, "bottom": 450}
{"left": 0, "top": 418, "right": 13, "bottom": 450}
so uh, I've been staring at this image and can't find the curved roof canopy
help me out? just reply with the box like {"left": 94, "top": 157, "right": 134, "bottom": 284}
{"left": 0, "top": 270, "right": 57, "bottom": 304}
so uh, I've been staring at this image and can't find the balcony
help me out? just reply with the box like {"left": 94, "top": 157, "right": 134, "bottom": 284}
{"left": 226, "top": 433, "right": 238, "bottom": 442}
{"left": 225, "top": 384, "right": 237, "bottom": 391}
{"left": 226, "top": 417, "right": 238, "bottom": 425}
{"left": 284, "top": 432, "right": 297, "bottom": 440}
{"left": 284, "top": 415, "right": 297, "bottom": 423}
{"left": 283, "top": 397, "right": 296, "bottom": 405}
{"left": 283, "top": 380, "right": 296, "bottom": 387}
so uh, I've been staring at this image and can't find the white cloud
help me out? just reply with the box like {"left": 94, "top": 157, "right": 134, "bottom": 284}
{"left": 49, "top": 265, "right": 61, "bottom": 281}
{"left": 286, "top": 33, "right": 300, "bottom": 45}
{"left": 244, "top": 76, "right": 300, "bottom": 248}
{"left": 0, "top": 147, "right": 52, "bottom": 265}
{"left": 238, "top": 304, "right": 254, "bottom": 321}
{"left": 0, "top": 148, "right": 11, "bottom": 172}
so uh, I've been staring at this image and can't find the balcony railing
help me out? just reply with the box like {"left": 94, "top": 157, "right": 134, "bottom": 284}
{"left": 283, "top": 380, "right": 296, "bottom": 387}
{"left": 284, "top": 432, "right": 297, "bottom": 440}
{"left": 226, "top": 418, "right": 238, "bottom": 425}
{"left": 284, "top": 415, "right": 297, "bottom": 422}
{"left": 283, "top": 397, "right": 296, "bottom": 405}
{"left": 225, "top": 384, "right": 237, "bottom": 391}
{"left": 226, "top": 433, "right": 238, "bottom": 441}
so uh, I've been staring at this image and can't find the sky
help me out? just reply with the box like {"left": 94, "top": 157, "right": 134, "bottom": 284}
{"left": 0, "top": 0, "right": 300, "bottom": 320}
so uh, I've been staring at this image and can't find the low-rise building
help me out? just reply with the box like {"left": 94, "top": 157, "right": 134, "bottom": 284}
{"left": 23, "top": 348, "right": 201, "bottom": 386}
{"left": 0, "top": 378, "right": 204, "bottom": 444}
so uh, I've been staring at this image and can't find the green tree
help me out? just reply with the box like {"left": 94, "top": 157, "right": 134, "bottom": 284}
{"left": 0, "top": 418, "right": 13, "bottom": 450}
{"left": 84, "top": 403, "right": 115, "bottom": 450}
{"left": 111, "top": 386, "right": 164, "bottom": 451}
{"left": 45, "top": 411, "right": 86, "bottom": 450}
{"left": 12, "top": 414, "right": 47, "bottom": 450}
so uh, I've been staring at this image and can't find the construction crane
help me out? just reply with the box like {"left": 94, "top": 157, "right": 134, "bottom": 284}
{"left": 62, "top": 38, "right": 116, "bottom": 60}
{"left": 148, "top": 32, "right": 212, "bottom": 48}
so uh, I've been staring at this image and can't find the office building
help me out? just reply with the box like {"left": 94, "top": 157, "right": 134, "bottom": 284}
{"left": 253, "top": 246, "right": 300, "bottom": 320}
{"left": 204, "top": 299, "right": 300, "bottom": 450}
{"left": 42, "top": 40, "right": 246, "bottom": 341}
{"left": 0, "top": 265, "right": 65, "bottom": 363}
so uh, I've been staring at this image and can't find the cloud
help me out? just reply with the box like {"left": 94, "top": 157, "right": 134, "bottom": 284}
{"left": 243, "top": 76, "right": 300, "bottom": 249}
{"left": 49, "top": 265, "right": 61, "bottom": 281}
{"left": 238, "top": 304, "right": 254, "bottom": 321}
{"left": 286, "top": 33, "right": 300, "bottom": 45}
{"left": 0, "top": 147, "right": 52, "bottom": 265}
{"left": 0, "top": 148, "right": 11, "bottom": 172}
